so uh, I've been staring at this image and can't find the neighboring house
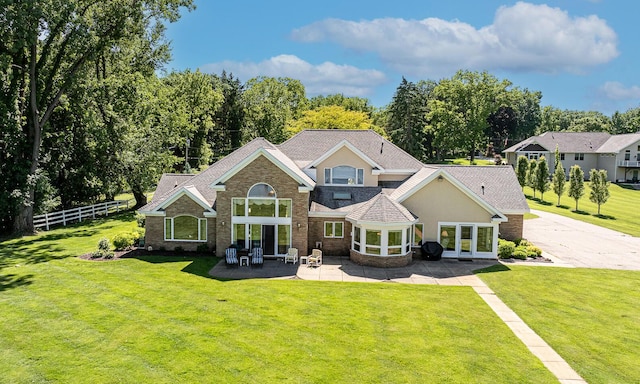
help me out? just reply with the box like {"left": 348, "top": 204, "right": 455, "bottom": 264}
{"left": 138, "top": 130, "right": 528, "bottom": 266}
{"left": 504, "top": 131, "right": 640, "bottom": 182}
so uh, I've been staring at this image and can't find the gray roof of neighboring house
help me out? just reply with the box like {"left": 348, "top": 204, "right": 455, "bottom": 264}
{"left": 346, "top": 193, "right": 417, "bottom": 223}
{"left": 596, "top": 133, "right": 640, "bottom": 153}
{"left": 278, "top": 129, "right": 424, "bottom": 171}
{"left": 504, "top": 131, "right": 612, "bottom": 153}
{"left": 442, "top": 166, "right": 530, "bottom": 213}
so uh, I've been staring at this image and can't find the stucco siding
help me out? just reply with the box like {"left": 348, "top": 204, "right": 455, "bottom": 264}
{"left": 401, "top": 178, "right": 493, "bottom": 241}
{"left": 316, "top": 146, "right": 378, "bottom": 186}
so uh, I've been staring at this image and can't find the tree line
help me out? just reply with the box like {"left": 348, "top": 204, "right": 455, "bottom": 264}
{"left": 1, "top": 2, "right": 636, "bottom": 235}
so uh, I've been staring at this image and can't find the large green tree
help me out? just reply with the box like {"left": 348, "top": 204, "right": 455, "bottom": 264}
{"left": 242, "top": 76, "right": 308, "bottom": 144}
{"left": 535, "top": 156, "right": 551, "bottom": 201}
{"left": 516, "top": 155, "right": 529, "bottom": 190}
{"left": 552, "top": 146, "right": 566, "bottom": 206}
{"left": 287, "top": 105, "right": 376, "bottom": 134}
{"left": 387, "top": 77, "right": 435, "bottom": 161}
{"left": 428, "top": 70, "right": 512, "bottom": 162}
{"left": 308, "top": 94, "right": 374, "bottom": 115}
{"left": 1, "top": 0, "right": 193, "bottom": 233}
{"left": 211, "top": 71, "right": 245, "bottom": 157}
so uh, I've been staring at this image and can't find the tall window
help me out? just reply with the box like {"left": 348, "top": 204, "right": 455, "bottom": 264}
{"left": 232, "top": 183, "right": 291, "bottom": 218}
{"left": 625, "top": 150, "right": 631, "bottom": 161}
{"left": 325, "top": 166, "right": 364, "bottom": 185}
{"left": 440, "top": 225, "right": 456, "bottom": 251}
{"left": 324, "top": 222, "right": 344, "bottom": 238}
{"left": 365, "top": 230, "right": 381, "bottom": 255}
{"left": 476, "top": 227, "right": 494, "bottom": 253}
{"left": 388, "top": 230, "right": 403, "bottom": 255}
{"left": 353, "top": 226, "right": 361, "bottom": 251}
{"left": 164, "top": 216, "right": 207, "bottom": 242}
{"left": 560, "top": 153, "right": 565, "bottom": 161}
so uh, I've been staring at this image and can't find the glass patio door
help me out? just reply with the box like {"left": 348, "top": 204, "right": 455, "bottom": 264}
{"left": 459, "top": 225, "right": 473, "bottom": 255}
{"left": 249, "top": 224, "right": 276, "bottom": 255}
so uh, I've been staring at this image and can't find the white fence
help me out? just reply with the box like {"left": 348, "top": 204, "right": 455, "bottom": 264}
{"left": 34, "top": 200, "right": 130, "bottom": 230}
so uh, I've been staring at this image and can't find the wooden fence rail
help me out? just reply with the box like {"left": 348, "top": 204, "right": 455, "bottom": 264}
{"left": 33, "top": 200, "right": 130, "bottom": 230}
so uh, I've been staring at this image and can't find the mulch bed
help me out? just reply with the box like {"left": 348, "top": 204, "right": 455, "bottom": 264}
{"left": 79, "top": 248, "right": 218, "bottom": 261}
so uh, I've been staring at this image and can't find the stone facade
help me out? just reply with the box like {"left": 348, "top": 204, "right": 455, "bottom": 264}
{"left": 499, "top": 214, "right": 524, "bottom": 241}
{"left": 145, "top": 194, "right": 216, "bottom": 252}
{"left": 308, "top": 217, "right": 352, "bottom": 256}
{"left": 214, "top": 155, "right": 309, "bottom": 257}
{"left": 350, "top": 249, "right": 413, "bottom": 267}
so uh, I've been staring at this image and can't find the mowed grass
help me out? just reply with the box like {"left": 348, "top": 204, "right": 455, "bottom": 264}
{"left": 0, "top": 214, "right": 557, "bottom": 383}
{"left": 524, "top": 183, "right": 640, "bottom": 237}
{"left": 478, "top": 265, "right": 640, "bottom": 384}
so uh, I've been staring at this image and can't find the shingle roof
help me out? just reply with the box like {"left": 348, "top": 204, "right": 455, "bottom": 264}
{"left": 504, "top": 131, "right": 611, "bottom": 153}
{"left": 596, "top": 133, "right": 640, "bottom": 153}
{"left": 441, "top": 166, "right": 529, "bottom": 213}
{"left": 278, "top": 130, "right": 424, "bottom": 171}
{"left": 139, "top": 138, "right": 277, "bottom": 212}
{"left": 310, "top": 186, "right": 382, "bottom": 210}
{"left": 346, "top": 193, "right": 417, "bottom": 223}
{"left": 151, "top": 174, "right": 195, "bottom": 204}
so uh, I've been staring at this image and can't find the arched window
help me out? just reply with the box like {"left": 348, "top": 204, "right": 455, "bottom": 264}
{"left": 324, "top": 165, "right": 364, "bottom": 185}
{"left": 248, "top": 183, "right": 276, "bottom": 198}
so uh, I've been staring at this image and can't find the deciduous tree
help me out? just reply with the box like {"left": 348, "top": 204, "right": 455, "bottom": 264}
{"left": 552, "top": 146, "right": 566, "bottom": 206}
{"left": 527, "top": 159, "right": 538, "bottom": 198}
{"left": 516, "top": 155, "right": 529, "bottom": 190}
{"left": 589, "top": 169, "right": 610, "bottom": 215}
{"left": 568, "top": 165, "right": 585, "bottom": 211}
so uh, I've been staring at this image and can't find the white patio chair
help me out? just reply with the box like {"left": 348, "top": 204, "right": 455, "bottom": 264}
{"left": 284, "top": 247, "right": 298, "bottom": 264}
{"left": 308, "top": 249, "right": 322, "bottom": 267}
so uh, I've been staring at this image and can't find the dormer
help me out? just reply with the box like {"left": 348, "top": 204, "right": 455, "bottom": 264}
{"left": 306, "top": 140, "right": 382, "bottom": 186}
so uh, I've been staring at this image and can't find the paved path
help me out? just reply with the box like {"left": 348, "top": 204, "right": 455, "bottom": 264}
{"left": 210, "top": 257, "right": 586, "bottom": 383}
{"left": 526, "top": 209, "right": 640, "bottom": 270}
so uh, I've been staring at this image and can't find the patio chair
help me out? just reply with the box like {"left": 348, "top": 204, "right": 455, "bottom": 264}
{"left": 284, "top": 247, "right": 298, "bottom": 264}
{"left": 251, "top": 247, "right": 264, "bottom": 268}
{"left": 308, "top": 249, "right": 322, "bottom": 267}
{"left": 225, "top": 247, "right": 239, "bottom": 268}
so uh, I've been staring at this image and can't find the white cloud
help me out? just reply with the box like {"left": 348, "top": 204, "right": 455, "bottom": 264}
{"left": 600, "top": 81, "right": 640, "bottom": 100}
{"left": 199, "top": 54, "right": 387, "bottom": 97}
{"left": 290, "top": 2, "right": 618, "bottom": 77}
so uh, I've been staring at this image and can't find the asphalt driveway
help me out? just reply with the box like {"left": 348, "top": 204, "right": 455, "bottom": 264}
{"left": 524, "top": 209, "right": 640, "bottom": 270}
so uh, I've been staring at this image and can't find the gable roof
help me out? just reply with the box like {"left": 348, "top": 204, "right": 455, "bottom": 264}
{"left": 346, "top": 193, "right": 417, "bottom": 224}
{"left": 278, "top": 130, "right": 423, "bottom": 171}
{"left": 306, "top": 139, "right": 383, "bottom": 170}
{"left": 596, "top": 133, "right": 640, "bottom": 153}
{"left": 504, "top": 131, "right": 612, "bottom": 153}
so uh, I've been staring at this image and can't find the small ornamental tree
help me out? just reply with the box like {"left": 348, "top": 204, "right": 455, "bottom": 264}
{"left": 589, "top": 169, "right": 610, "bottom": 215}
{"left": 535, "top": 156, "right": 551, "bottom": 201}
{"left": 568, "top": 165, "right": 585, "bottom": 211}
{"left": 552, "top": 146, "right": 566, "bottom": 206}
{"left": 527, "top": 159, "right": 538, "bottom": 198}
{"left": 516, "top": 155, "right": 529, "bottom": 190}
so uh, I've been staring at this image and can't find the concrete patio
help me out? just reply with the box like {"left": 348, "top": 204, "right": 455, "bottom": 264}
{"left": 209, "top": 256, "right": 500, "bottom": 284}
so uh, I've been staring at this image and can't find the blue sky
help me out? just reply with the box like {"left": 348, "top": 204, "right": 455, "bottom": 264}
{"left": 164, "top": 1, "right": 640, "bottom": 115}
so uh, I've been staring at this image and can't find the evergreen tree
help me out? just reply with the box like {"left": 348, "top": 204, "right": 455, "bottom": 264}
{"left": 589, "top": 169, "right": 610, "bottom": 215}
{"left": 387, "top": 77, "right": 434, "bottom": 161}
{"left": 535, "top": 156, "right": 551, "bottom": 201}
{"left": 527, "top": 159, "right": 538, "bottom": 198}
{"left": 552, "top": 145, "right": 566, "bottom": 206}
{"left": 568, "top": 165, "right": 585, "bottom": 211}
{"left": 516, "top": 155, "right": 529, "bottom": 190}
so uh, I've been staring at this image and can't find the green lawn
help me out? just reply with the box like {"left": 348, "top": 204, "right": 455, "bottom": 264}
{"left": 477, "top": 265, "right": 640, "bottom": 384}
{"left": 0, "top": 214, "right": 557, "bottom": 383}
{"left": 444, "top": 157, "right": 496, "bottom": 166}
{"left": 524, "top": 183, "right": 640, "bottom": 237}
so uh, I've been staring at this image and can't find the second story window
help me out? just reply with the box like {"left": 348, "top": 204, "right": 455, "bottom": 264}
{"left": 324, "top": 166, "right": 364, "bottom": 185}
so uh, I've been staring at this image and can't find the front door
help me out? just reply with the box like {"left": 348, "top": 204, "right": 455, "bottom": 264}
{"left": 459, "top": 225, "right": 473, "bottom": 256}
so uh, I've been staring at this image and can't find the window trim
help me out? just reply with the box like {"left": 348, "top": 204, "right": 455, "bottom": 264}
{"left": 324, "top": 165, "right": 365, "bottom": 186}
{"left": 324, "top": 221, "right": 344, "bottom": 238}
{"left": 438, "top": 222, "right": 497, "bottom": 256}
{"left": 352, "top": 225, "right": 412, "bottom": 257}
{"left": 164, "top": 215, "right": 207, "bottom": 242}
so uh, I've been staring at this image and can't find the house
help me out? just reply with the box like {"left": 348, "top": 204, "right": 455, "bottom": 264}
{"left": 504, "top": 131, "right": 640, "bottom": 182}
{"left": 138, "top": 130, "right": 528, "bottom": 266}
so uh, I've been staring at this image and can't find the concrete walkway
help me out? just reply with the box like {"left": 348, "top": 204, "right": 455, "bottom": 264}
{"left": 210, "top": 257, "right": 586, "bottom": 383}
{"left": 526, "top": 209, "right": 640, "bottom": 270}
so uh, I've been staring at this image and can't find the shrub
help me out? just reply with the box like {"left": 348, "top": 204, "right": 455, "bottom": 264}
{"left": 136, "top": 213, "right": 146, "bottom": 228}
{"left": 512, "top": 246, "right": 528, "bottom": 260}
{"left": 112, "top": 232, "right": 135, "bottom": 251}
{"left": 91, "top": 238, "right": 114, "bottom": 259}
{"left": 526, "top": 245, "right": 542, "bottom": 258}
{"left": 196, "top": 244, "right": 210, "bottom": 253}
{"left": 518, "top": 239, "right": 531, "bottom": 247}
{"left": 498, "top": 239, "right": 516, "bottom": 259}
